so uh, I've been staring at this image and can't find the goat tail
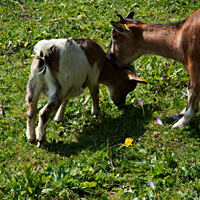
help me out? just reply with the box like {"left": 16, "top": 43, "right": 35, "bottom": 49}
{"left": 34, "top": 39, "right": 56, "bottom": 56}
{"left": 33, "top": 39, "right": 58, "bottom": 75}
{"left": 26, "top": 42, "right": 49, "bottom": 105}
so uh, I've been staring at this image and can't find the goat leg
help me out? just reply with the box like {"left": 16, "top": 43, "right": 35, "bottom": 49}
{"left": 54, "top": 99, "right": 69, "bottom": 123}
{"left": 89, "top": 84, "right": 103, "bottom": 118}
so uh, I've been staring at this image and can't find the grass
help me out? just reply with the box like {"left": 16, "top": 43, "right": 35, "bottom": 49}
{"left": 1, "top": 0, "right": 200, "bottom": 199}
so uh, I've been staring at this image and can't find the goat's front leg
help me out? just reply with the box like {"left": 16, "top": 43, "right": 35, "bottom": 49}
{"left": 36, "top": 99, "right": 61, "bottom": 146}
{"left": 180, "top": 83, "right": 200, "bottom": 115}
{"left": 173, "top": 63, "right": 200, "bottom": 129}
{"left": 54, "top": 99, "right": 69, "bottom": 123}
{"left": 89, "top": 84, "right": 103, "bottom": 118}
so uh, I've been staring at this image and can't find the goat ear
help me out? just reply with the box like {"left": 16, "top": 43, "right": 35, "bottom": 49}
{"left": 127, "top": 73, "right": 147, "bottom": 84}
{"left": 125, "top": 11, "right": 135, "bottom": 19}
{"left": 111, "top": 21, "right": 130, "bottom": 35}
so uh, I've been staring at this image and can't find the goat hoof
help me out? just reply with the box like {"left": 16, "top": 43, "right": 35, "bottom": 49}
{"left": 55, "top": 120, "right": 62, "bottom": 124}
{"left": 30, "top": 139, "right": 36, "bottom": 144}
{"left": 36, "top": 139, "right": 47, "bottom": 147}
{"left": 172, "top": 118, "right": 187, "bottom": 129}
{"left": 92, "top": 111, "right": 103, "bottom": 118}
{"left": 54, "top": 116, "right": 64, "bottom": 124}
{"left": 27, "top": 137, "right": 36, "bottom": 144}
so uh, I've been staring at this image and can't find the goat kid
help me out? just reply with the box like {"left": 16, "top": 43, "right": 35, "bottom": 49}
{"left": 107, "top": 9, "right": 200, "bottom": 129}
{"left": 26, "top": 38, "right": 146, "bottom": 146}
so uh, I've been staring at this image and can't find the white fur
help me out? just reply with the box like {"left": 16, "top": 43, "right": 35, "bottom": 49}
{"left": 44, "top": 67, "right": 57, "bottom": 98}
{"left": 180, "top": 107, "right": 186, "bottom": 115}
{"left": 34, "top": 39, "right": 67, "bottom": 56}
{"left": 57, "top": 39, "right": 98, "bottom": 99}
{"left": 172, "top": 106, "right": 194, "bottom": 129}
{"left": 173, "top": 89, "right": 195, "bottom": 129}
{"left": 35, "top": 39, "right": 100, "bottom": 99}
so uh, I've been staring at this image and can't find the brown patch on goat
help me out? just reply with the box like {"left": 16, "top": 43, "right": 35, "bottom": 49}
{"left": 74, "top": 39, "right": 107, "bottom": 70}
{"left": 41, "top": 105, "right": 53, "bottom": 124}
{"left": 45, "top": 45, "right": 60, "bottom": 72}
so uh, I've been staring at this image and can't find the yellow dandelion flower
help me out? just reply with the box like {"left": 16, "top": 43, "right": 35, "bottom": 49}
{"left": 125, "top": 138, "right": 133, "bottom": 146}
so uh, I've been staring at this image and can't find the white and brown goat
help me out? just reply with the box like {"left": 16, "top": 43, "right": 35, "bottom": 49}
{"left": 107, "top": 9, "right": 200, "bottom": 129}
{"left": 26, "top": 38, "right": 146, "bottom": 146}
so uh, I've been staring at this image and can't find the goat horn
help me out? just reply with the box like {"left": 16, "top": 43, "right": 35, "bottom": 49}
{"left": 125, "top": 11, "right": 135, "bottom": 19}
{"left": 116, "top": 13, "right": 126, "bottom": 24}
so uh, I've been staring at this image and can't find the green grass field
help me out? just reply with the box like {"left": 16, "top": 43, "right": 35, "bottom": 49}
{"left": 1, "top": 0, "right": 200, "bottom": 199}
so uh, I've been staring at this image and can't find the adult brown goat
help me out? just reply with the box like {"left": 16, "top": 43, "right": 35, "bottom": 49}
{"left": 26, "top": 38, "right": 146, "bottom": 146}
{"left": 107, "top": 9, "right": 200, "bottom": 129}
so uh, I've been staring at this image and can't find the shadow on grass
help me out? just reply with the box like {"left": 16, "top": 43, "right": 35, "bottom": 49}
{"left": 43, "top": 103, "right": 156, "bottom": 157}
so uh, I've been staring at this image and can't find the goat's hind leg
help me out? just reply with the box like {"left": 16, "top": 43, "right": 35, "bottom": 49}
{"left": 36, "top": 97, "right": 62, "bottom": 146}
{"left": 173, "top": 62, "right": 200, "bottom": 129}
{"left": 26, "top": 79, "right": 42, "bottom": 143}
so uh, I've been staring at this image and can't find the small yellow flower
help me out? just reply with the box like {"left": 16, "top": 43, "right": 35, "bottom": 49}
{"left": 125, "top": 138, "right": 133, "bottom": 146}
{"left": 24, "top": 41, "right": 28, "bottom": 48}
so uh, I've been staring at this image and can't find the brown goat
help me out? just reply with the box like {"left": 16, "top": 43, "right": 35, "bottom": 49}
{"left": 26, "top": 38, "right": 146, "bottom": 146}
{"left": 107, "top": 9, "right": 200, "bottom": 129}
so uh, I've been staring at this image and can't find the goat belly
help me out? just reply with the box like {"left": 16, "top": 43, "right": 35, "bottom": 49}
{"left": 63, "top": 86, "right": 85, "bottom": 100}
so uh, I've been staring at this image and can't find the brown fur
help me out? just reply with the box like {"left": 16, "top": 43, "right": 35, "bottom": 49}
{"left": 99, "top": 66, "right": 145, "bottom": 105}
{"left": 75, "top": 39, "right": 107, "bottom": 71}
{"left": 107, "top": 9, "right": 200, "bottom": 128}
{"left": 45, "top": 45, "right": 60, "bottom": 72}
